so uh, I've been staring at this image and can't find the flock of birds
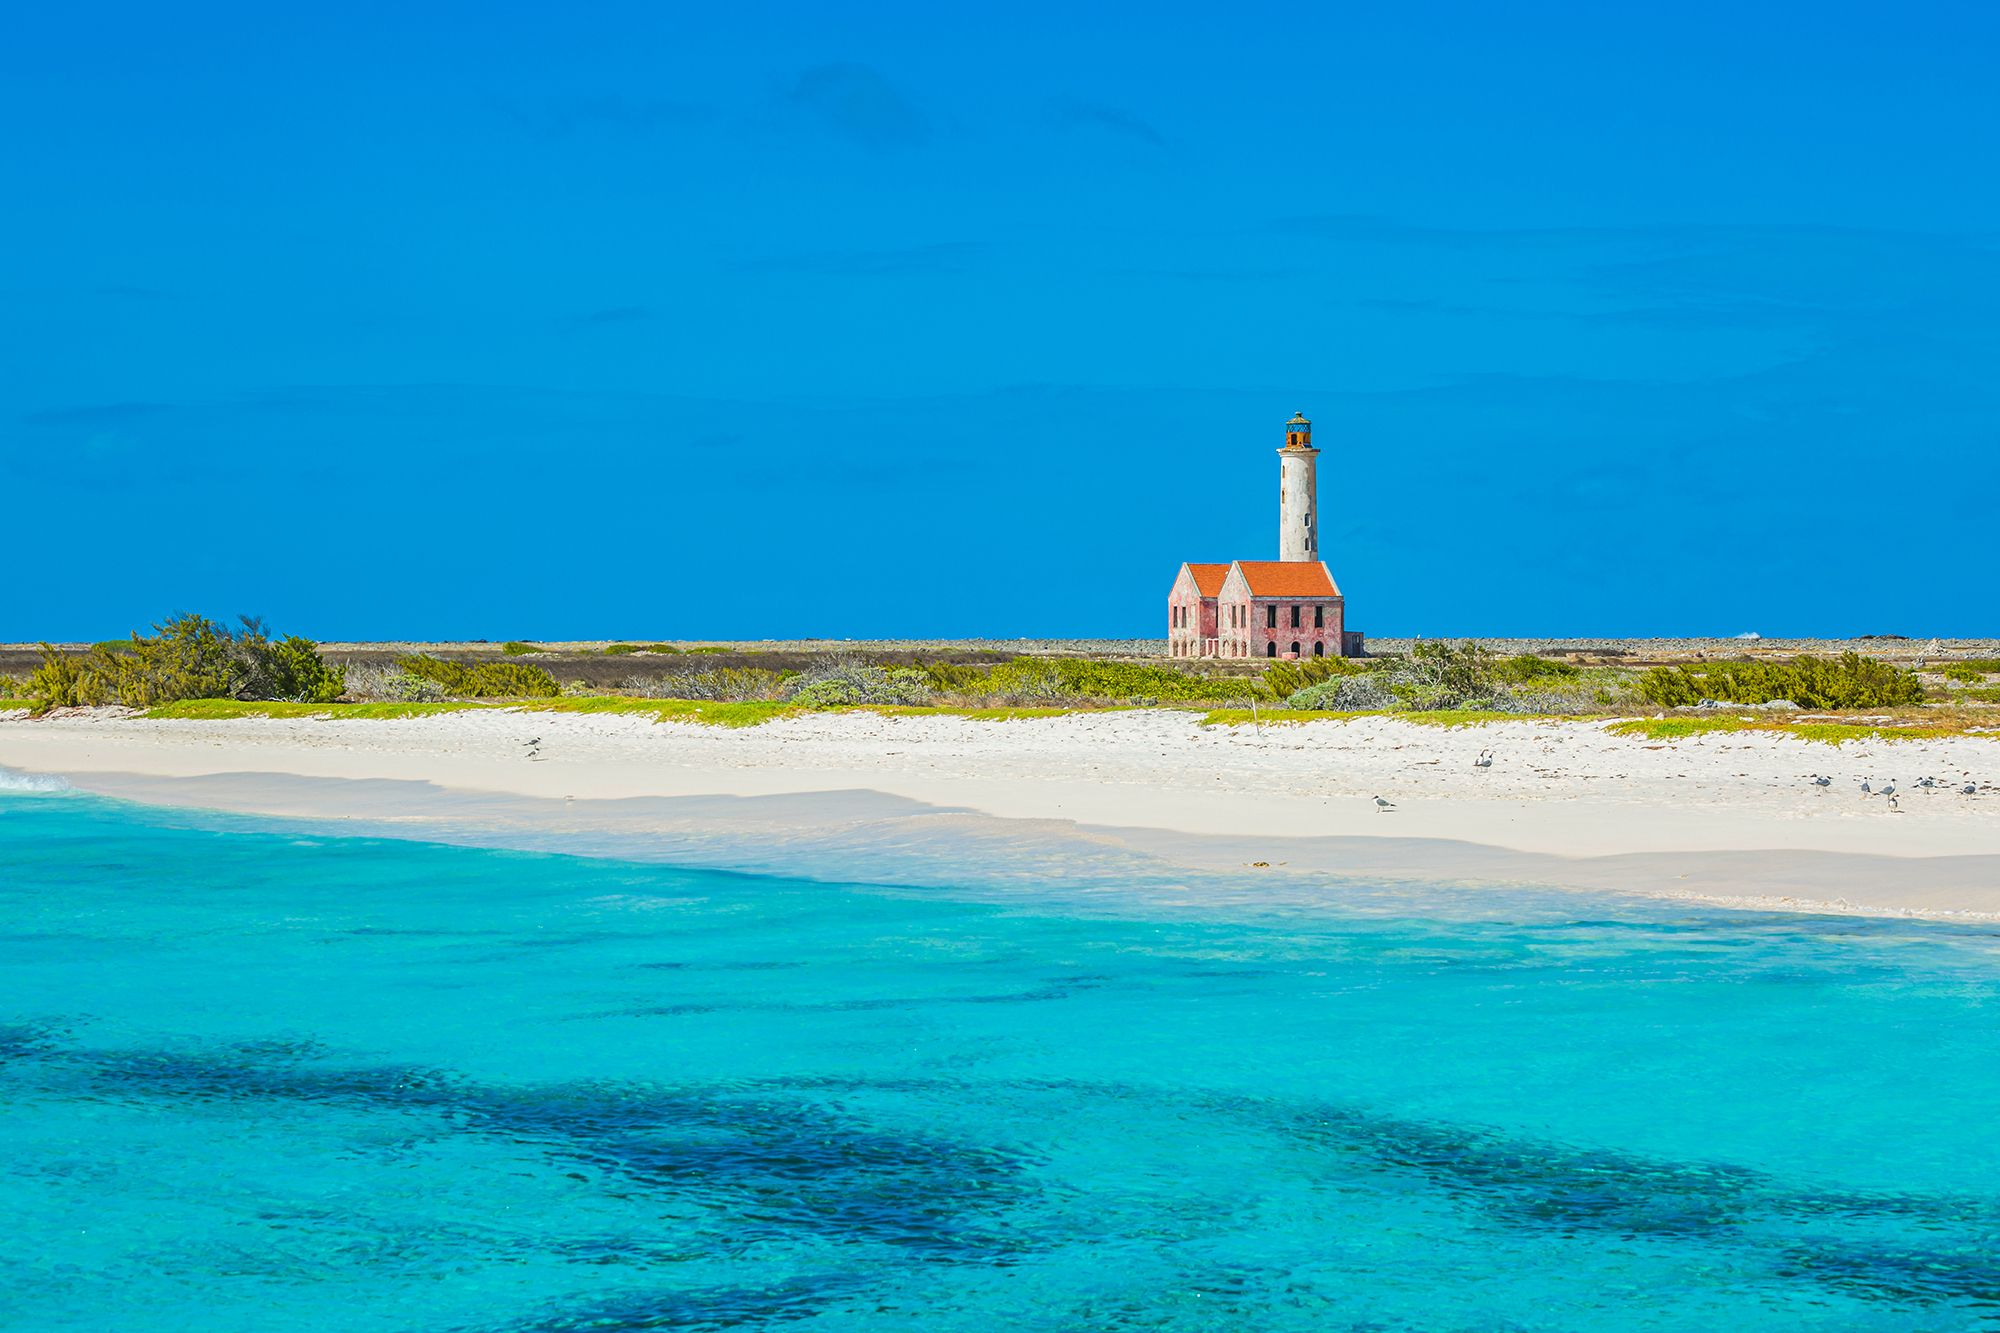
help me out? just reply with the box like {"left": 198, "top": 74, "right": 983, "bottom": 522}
{"left": 1810, "top": 773, "right": 1987, "bottom": 811}
{"left": 1368, "top": 750, "right": 1988, "bottom": 814}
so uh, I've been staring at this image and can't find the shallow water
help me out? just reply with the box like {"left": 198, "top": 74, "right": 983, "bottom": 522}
{"left": 4, "top": 790, "right": 2000, "bottom": 1331}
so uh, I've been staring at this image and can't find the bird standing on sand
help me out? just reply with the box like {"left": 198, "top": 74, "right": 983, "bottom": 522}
{"left": 1810, "top": 774, "right": 1832, "bottom": 789}
{"left": 1859, "top": 781, "right": 1872, "bottom": 795}
{"left": 1917, "top": 776, "right": 1937, "bottom": 792}
{"left": 1965, "top": 783, "right": 1980, "bottom": 796}
{"left": 1373, "top": 796, "right": 1396, "bottom": 813}
{"left": 1877, "top": 783, "right": 1897, "bottom": 801}
{"left": 1474, "top": 750, "right": 1493, "bottom": 770}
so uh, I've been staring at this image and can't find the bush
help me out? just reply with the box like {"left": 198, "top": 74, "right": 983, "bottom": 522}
{"left": 27, "top": 615, "right": 343, "bottom": 711}
{"left": 619, "top": 668, "right": 789, "bottom": 702}
{"left": 341, "top": 662, "right": 448, "bottom": 703}
{"left": 604, "top": 643, "right": 680, "bottom": 656}
{"left": 988, "top": 658, "right": 1259, "bottom": 704}
{"left": 1381, "top": 641, "right": 1496, "bottom": 710}
{"left": 1635, "top": 653, "right": 1923, "bottom": 710}
{"left": 235, "top": 618, "right": 345, "bottom": 703}
{"left": 1281, "top": 641, "right": 1598, "bottom": 714}
{"left": 1489, "top": 654, "right": 1578, "bottom": 685}
{"left": 1264, "top": 655, "right": 1368, "bottom": 698}
{"left": 1942, "top": 664, "right": 1992, "bottom": 684}
{"left": 1289, "top": 675, "right": 1395, "bottom": 711}
{"left": 397, "top": 655, "right": 560, "bottom": 698}
{"left": 501, "top": 641, "right": 540, "bottom": 656}
{"left": 785, "top": 661, "right": 934, "bottom": 708}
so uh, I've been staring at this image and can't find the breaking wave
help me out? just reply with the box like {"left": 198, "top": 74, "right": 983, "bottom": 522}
{"left": 0, "top": 766, "right": 71, "bottom": 794}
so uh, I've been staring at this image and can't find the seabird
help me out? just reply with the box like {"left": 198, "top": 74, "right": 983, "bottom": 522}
{"left": 1373, "top": 796, "right": 1396, "bottom": 813}
{"left": 1474, "top": 749, "right": 1493, "bottom": 769}
{"left": 1964, "top": 783, "right": 1980, "bottom": 796}
{"left": 1811, "top": 775, "right": 1832, "bottom": 788}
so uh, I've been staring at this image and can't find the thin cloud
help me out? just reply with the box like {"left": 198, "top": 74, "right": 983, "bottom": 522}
{"left": 1049, "top": 98, "right": 1169, "bottom": 150}
{"left": 782, "top": 63, "right": 928, "bottom": 149}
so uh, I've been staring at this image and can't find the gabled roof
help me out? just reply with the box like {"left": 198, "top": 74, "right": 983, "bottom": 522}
{"left": 1232, "top": 561, "right": 1340, "bottom": 598}
{"left": 1179, "top": 562, "right": 1231, "bottom": 598}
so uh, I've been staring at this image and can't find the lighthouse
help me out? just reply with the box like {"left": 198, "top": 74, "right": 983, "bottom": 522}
{"left": 1278, "top": 410, "right": 1318, "bottom": 562}
{"left": 1165, "top": 409, "right": 1352, "bottom": 659}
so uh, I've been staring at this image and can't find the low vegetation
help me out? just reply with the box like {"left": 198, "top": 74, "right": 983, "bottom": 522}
{"left": 10, "top": 630, "right": 1992, "bottom": 741}
{"left": 1604, "top": 717, "right": 1962, "bottom": 745}
{"left": 1634, "top": 652, "right": 1924, "bottom": 710}
{"left": 1281, "top": 642, "right": 1610, "bottom": 715}
{"left": 27, "top": 615, "right": 343, "bottom": 712}
{"left": 394, "top": 655, "right": 561, "bottom": 699}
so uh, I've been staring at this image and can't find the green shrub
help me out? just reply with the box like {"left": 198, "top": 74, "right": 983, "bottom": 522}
{"left": 1635, "top": 653, "right": 1923, "bottom": 710}
{"left": 1289, "top": 675, "right": 1394, "bottom": 711}
{"left": 27, "top": 615, "right": 342, "bottom": 711}
{"left": 1942, "top": 664, "right": 1992, "bottom": 683}
{"left": 235, "top": 623, "right": 345, "bottom": 703}
{"left": 1958, "top": 686, "right": 2000, "bottom": 703}
{"left": 919, "top": 661, "right": 994, "bottom": 694}
{"left": 397, "top": 655, "right": 560, "bottom": 698}
{"left": 787, "top": 663, "right": 934, "bottom": 708}
{"left": 1489, "top": 654, "right": 1579, "bottom": 685}
{"left": 341, "top": 662, "right": 448, "bottom": 703}
{"left": 618, "top": 667, "right": 788, "bottom": 701}
{"left": 604, "top": 643, "right": 681, "bottom": 656}
{"left": 1264, "top": 655, "right": 1368, "bottom": 698}
{"left": 991, "top": 657, "right": 1259, "bottom": 704}
{"left": 26, "top": 648, "right": 86, "bottom": 710}
{"left": 501, "top": 641, "right": 540, "bottom": 656}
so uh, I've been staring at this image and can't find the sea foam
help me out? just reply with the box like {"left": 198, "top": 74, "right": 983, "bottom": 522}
{"left": 0, "top": 766, "right": 71, "bottom": 794}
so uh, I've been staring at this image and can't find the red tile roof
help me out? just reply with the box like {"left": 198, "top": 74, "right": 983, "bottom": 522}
{"left": 1235, "top": 561, "right": 1339, "bottom": 597}
{"left": 1182, "top": 563, "right": 1231, "bottom": 598}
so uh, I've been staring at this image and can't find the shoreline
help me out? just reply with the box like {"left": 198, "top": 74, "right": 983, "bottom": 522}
{"left": 5, "top": 708, "right": 1999, "bottom": 920}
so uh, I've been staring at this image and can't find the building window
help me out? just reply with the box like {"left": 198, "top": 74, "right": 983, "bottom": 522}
{"left": 1314, "top": 606, "right": 1324, "bottom": 628}
{"left": 1289, "top": 641, "right": 1300, "bottom": 656}
{"left": 1266, "top": 642, "right": 1276, "bottom": 658}
{"left": 1266, "top": 605, "right": 1277, "bottom": 629}
{"left": 1314, "top": 642, "right": 1325, "bottom": 656}
{"left": 1290, "top": 605, "right": 1300, "bottom": 628}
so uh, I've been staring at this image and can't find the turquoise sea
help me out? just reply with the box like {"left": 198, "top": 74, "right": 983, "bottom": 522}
{"left": 4, "top": 781, "right": 2000, "bottom": 1331}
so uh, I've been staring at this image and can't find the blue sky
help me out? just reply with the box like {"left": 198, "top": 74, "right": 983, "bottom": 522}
{"left": 4, "top": 1, "right": 1996, "bottom": 640}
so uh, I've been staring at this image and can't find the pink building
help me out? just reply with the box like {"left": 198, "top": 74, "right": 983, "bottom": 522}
{"left": 1168, "top": 412, "right": 1356, "bottom": 659}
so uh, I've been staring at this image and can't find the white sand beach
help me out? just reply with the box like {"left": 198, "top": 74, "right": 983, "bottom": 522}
{"left": 4, "top": 707, "right": 1998, "bottom": 918}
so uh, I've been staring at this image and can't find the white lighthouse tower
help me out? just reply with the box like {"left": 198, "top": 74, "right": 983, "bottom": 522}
{"left": 1278, "top": 410, "right": 1318, "bottom": 562}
